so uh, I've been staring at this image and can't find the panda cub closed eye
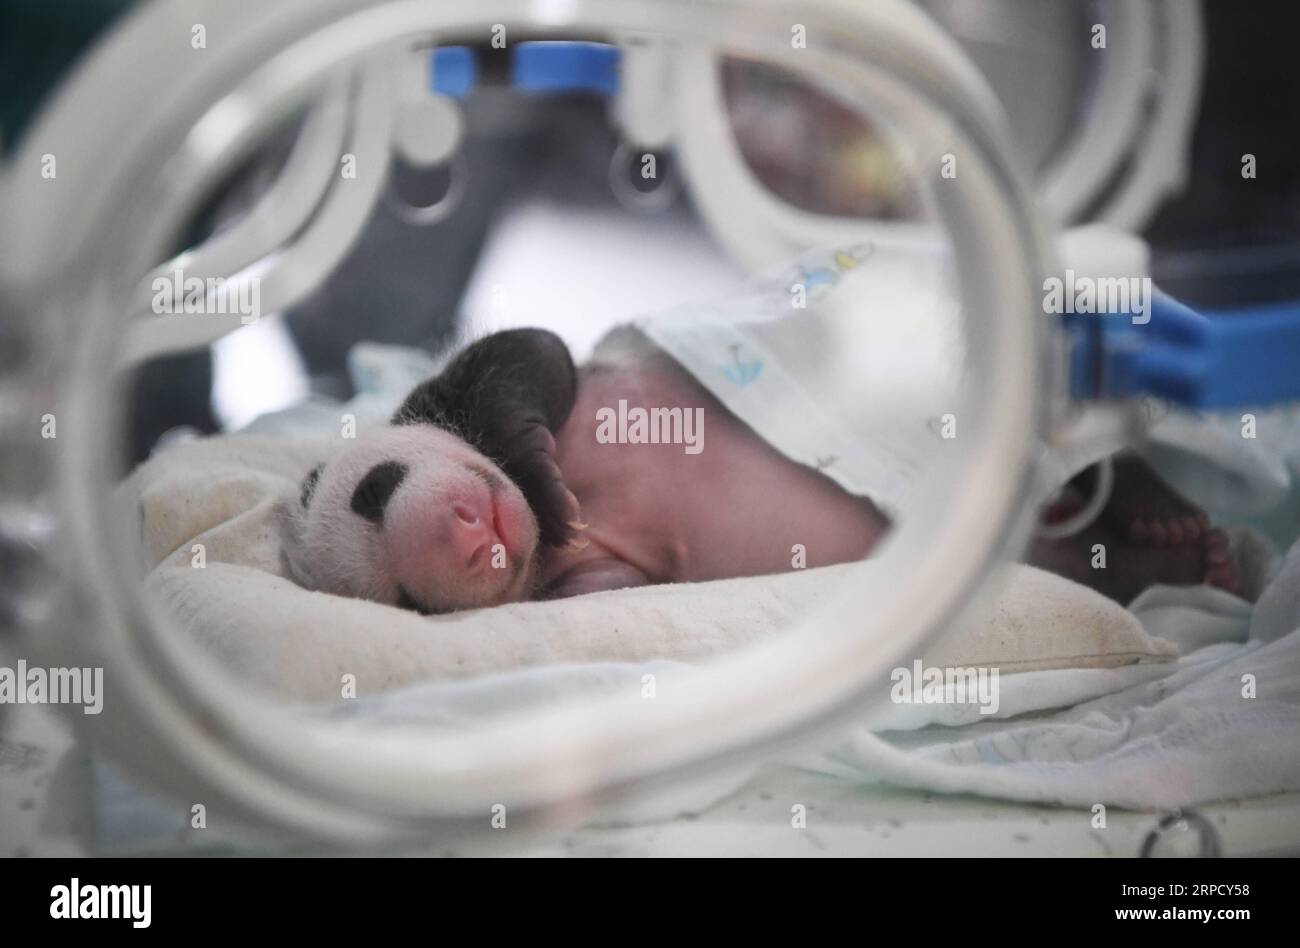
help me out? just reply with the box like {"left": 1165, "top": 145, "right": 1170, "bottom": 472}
{"left": 349, "top": 461, "right": 409, "bottom": 523}
{"left": 279, "top": 329, "right": 582, "bottom": 615}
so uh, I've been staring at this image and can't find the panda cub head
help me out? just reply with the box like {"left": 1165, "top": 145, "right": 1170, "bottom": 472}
{"left": 278, "top": 329, "right": 581, "bottom": 615}
{"left": 284, "top": 424, "right": 541, "bottom": 613}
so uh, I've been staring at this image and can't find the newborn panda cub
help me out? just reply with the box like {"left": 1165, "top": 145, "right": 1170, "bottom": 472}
{"left": 283, "top": 330, "right": 582, "bottom": 613}
{"left": 282, "top": 328, "right": 1241, "bottom": 613}
{"left": 281, "top": 328, "right": 889, "bottom": 613}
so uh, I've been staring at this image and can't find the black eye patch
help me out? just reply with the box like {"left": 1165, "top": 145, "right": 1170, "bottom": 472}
{"left": 350, "top": 461, "right": 409, "bottom": 523}
{"left": 299, "top": 463, "right": 324, "bottom": 508}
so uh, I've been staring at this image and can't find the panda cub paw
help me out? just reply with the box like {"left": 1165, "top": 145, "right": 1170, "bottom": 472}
{"left": 496, "top": 420, "right": 584, "bottom": 550}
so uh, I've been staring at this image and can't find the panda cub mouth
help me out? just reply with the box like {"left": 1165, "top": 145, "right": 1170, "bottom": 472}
{"left": 488, "top": 497, "right": 511, "bottom": 559}
{"left": 465, "top": 463, "right": 531, "bottom": 566}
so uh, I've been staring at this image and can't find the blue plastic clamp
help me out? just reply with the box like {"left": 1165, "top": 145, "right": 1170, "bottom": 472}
{"left": 1069, "top": 292, "right": 1300, "bottom": 409}
{"left": 511, "top": 41, "right": 621, "bottom": 95}
{"left": 431, "top": 46, "right": 477, "bottom": 99}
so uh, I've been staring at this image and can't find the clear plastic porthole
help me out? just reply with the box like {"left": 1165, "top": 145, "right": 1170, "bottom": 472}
{"left": 21, "top": 0, "right": 1262, "bottom": 854}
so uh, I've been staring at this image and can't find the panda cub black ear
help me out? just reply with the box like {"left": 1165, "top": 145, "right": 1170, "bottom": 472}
{"left": 392, "top": 328, "right": 579, "bottom": 547}
{"left": 300, "top": 462, "right": 325, "bottom": 509}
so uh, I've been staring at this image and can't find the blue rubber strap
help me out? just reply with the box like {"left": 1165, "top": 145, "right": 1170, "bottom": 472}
{"left": 512, "top": 41, "right": 620, "bottom": 95}
{"left": 1071, "top": 293, "right": 1300, "bottom": 409}
{"left": 431, "top": 46, "right": 476, "bottom": 99}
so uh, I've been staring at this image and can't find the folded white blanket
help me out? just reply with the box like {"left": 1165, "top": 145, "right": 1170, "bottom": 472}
{"left": 824, "top": 566, "right": 1300, "bottom": 811}
{"left": 322, "top": 564, "right": 1300, "bottom": 815}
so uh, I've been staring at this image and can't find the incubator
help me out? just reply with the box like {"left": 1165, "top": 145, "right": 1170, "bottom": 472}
{"left": 1, "top": 0, "right": 1298, "bottom": 853}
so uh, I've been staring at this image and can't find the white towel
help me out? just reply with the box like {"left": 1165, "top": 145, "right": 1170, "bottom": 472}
{"left": 281, "top": 550, "right": 1300, "bottom": 816}
{"left": 815, "top": 548, "right": 1300, "bottom": 811}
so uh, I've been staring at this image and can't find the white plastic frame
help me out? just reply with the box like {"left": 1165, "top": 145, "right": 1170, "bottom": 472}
{"left": 2, "top": 0, "right": 1055, "bottom": 843}
{"left": 673, "top": 0, "right": 1203, "bottom": 270}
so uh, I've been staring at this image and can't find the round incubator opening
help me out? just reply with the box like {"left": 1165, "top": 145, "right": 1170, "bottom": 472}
{"left": 2, "top": 0, "right": 1055, "bottom": 841}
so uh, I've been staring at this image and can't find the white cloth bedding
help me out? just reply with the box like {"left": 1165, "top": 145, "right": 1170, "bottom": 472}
{"left": 113, "top": 281, "right": 1300, "bottom": 819}
{"left": 825, "top": 572, "right": 1300, "bottom": 811}
{"left": 636, "top": 241, "right": 961, "bottom": 513}
{"left": 306, "top": 544, "right": 1300, "bottom": 815}
{"left": 125, "top": 424, "right": 1187, "bottom": 698}
{"left": 118, "top": 418, "right": 1300, "bottom": 816}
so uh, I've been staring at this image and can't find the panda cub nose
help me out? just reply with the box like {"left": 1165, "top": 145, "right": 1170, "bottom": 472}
{"left": 449, "top": 496, "right": 494, "bottom": 569}
{"left": 351, "top": 461, "right": 408, "bottom": 523}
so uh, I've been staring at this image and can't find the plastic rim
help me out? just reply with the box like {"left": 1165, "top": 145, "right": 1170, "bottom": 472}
{"left": 607, "top": 142, "right": 680, "bottom": 214}
{"left": 383, "top": 151, "right": 470, "bottom": 226}
{"left": 4, "top": 0, "right": 1055, "bottom": 843}
{"left": 676, "top": 0, "right": 1202, "bottom": 270}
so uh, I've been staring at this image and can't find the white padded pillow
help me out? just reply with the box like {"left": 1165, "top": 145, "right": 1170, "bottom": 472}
{"left": 121, "top": 434, "right": 1176, "bottom": 701}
